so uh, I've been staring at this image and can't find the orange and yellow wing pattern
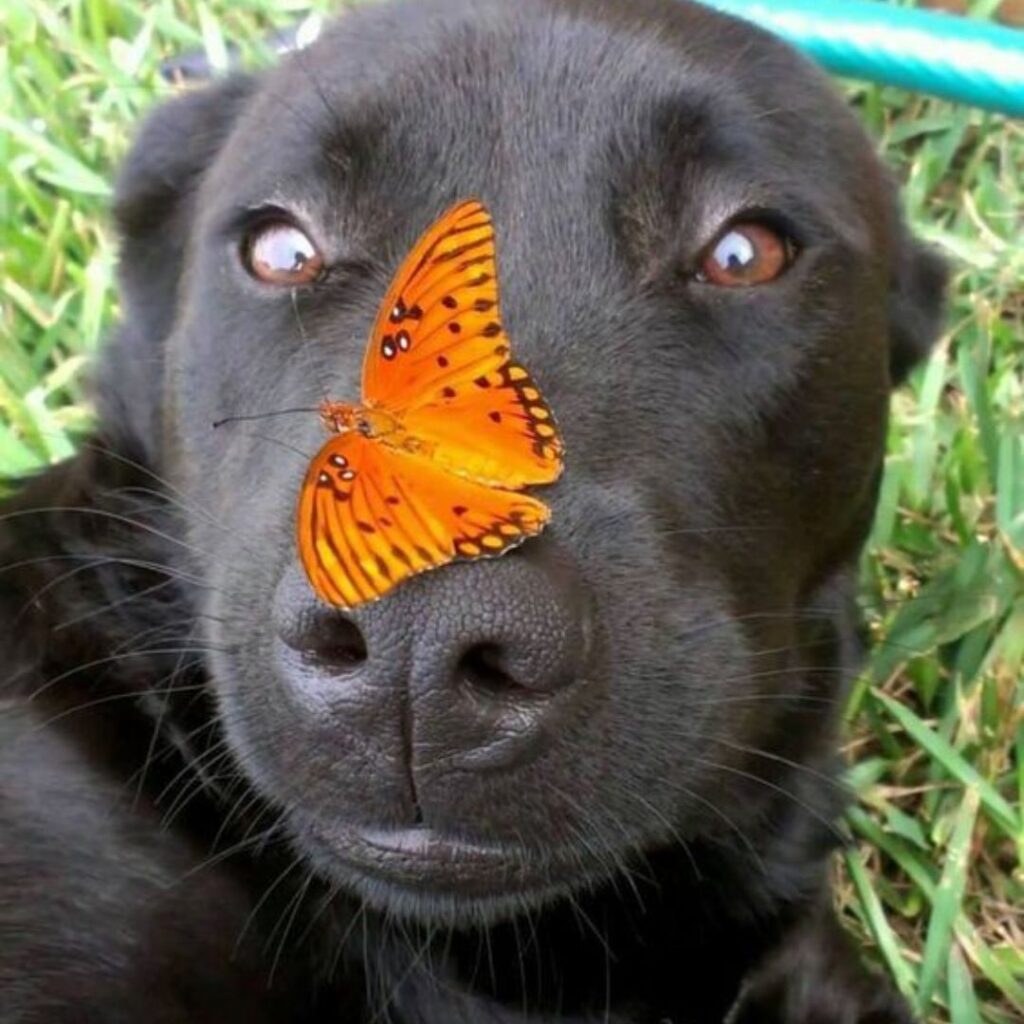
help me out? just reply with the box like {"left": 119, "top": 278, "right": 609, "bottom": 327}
{"left": 361, "top": 200, "right": 563, "bottom": 489}
{"left": 297, "top": 432, "right": 550, "bottom": 609}
{"left": 298, "top": 200, "right": 563, "bottom": 608}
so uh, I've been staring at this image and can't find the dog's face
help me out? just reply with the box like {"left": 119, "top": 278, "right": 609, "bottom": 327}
{"left": 110, "top": 0, "right": 945, "bottom": 924}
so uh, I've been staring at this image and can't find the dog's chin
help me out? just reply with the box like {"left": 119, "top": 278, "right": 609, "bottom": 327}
{"left": 288, "top": 811, "right": 618, "bottom": 926}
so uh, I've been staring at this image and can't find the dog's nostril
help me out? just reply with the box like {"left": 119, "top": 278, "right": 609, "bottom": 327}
{"left": 302, "top": 616, "right": 368, "bottom": 672}
{"left": 458, "top": 642, "right": 526, "bottom": 697}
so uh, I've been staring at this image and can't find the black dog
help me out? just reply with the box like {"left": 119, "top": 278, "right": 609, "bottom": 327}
{"left": 0, "top": 1, "right": 947, "bottom": 1020}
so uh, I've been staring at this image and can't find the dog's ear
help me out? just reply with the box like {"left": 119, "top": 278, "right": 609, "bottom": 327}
{"left": 112, "top": 74, "right": 257, "bottom": 344}
{"left": 887, "top": 213, "right": 949, "bottom": 386}
{"left": 95, "top": 75, "right": 258, "bottom": 463}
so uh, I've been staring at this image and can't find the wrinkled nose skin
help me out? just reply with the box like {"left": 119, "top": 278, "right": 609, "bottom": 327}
{"left": 271, "top": 544, "right": 590, "bottom": 826}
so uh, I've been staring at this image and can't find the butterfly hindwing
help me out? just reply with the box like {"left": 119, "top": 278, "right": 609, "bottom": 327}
{"left": 298, "top": 432, "right": 551, "bottom": 609}
{"left": 361, "top": 200, "right": 564, "bottom": 490}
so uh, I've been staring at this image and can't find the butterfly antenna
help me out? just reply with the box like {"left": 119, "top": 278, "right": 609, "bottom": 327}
{"left": 212, "top": 292, "right": 329, "bottom": 431}
{"left": 212, "top": 408, "right": 320, "bottom": 429}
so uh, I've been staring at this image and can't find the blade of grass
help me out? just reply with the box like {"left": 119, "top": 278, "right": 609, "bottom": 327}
{"left": 0, "top": 113, "right": 112, "bottom": 197}
{"left": 874, "top": 692, "right": 1019, "bottom": 839}
{"left": 948, "top": 943, "right": 984, "bottom": 1024}
{"left": 843, "top": 846, "right": 917, "bottom": 1000}
{"left": 954, "top": 920, "right": 1024, "bottom": 1014}
{"left": 917, "top": 786, "right": 980, "bottom": 1011}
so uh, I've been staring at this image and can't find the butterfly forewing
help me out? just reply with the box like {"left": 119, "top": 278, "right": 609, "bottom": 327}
{"left": 361, "top": 200, "right": 564, "bottom": 490}
{"left": 362, "top": 200, "right": 500, "bottom": 409}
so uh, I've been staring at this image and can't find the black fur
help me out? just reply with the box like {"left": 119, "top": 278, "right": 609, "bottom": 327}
{"left": 0, "top": 1, "right": 945, "bottom": 1021}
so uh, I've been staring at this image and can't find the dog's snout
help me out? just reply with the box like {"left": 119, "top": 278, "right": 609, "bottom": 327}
{"left": 272, "top": 547, "right": 590, "bottom": 780}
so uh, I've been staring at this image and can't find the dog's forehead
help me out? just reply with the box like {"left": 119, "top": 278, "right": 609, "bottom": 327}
{"left": 204, "top": 0, "right": 884, "bottom": 267}
{"left": 260, "top": 8, "right": 860, "bottom": 162}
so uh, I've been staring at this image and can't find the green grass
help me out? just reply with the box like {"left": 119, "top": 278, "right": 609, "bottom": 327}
{"left": 1, "top": 2, "right": 1021, "bottom": 1020}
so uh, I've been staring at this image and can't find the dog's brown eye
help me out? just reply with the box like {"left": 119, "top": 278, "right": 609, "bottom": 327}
{"left": 243, "top": 222, "right": 324, "bottom": 285}
{"left": 697, "top": 223, "right": 792, "bottom": 287}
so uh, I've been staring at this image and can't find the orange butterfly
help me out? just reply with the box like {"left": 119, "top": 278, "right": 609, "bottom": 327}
{"left": 297, "top": 200, "right": 564, "bottom": 609}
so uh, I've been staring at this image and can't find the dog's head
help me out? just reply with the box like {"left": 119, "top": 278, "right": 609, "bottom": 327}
{"left": 106, "top": 0, "right": 946, "bottom": 924}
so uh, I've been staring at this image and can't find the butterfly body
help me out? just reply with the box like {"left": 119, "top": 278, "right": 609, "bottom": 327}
{"left": 319, "top": 400, "right": 419, "bottom": 450}
{"left": 298, "top": 201, "right": 564, "bottom": 609}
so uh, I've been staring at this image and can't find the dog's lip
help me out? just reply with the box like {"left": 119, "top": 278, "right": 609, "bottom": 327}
{"left": 321, "top": 821, "right": 532, "bottom": 881}
{"left": 296, "top": 817, "right": 592, "bottom": 896}
{"left": 358, "top": 826, "right": 513, "bottom": 865}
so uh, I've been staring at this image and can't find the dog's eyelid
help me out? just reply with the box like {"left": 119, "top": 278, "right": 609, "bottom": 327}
{"left": 220, "top": 202, "right": 301, "bottom": 237}
{"left": 698, "top": 205, "right": 804, "bottom": 253}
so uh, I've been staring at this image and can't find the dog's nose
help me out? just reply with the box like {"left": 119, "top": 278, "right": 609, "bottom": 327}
{"left": 419, "top": 555, "right": 584, "bottom": 699}
{"left": 272, "top": 546, "right": 589, "bottom": 775}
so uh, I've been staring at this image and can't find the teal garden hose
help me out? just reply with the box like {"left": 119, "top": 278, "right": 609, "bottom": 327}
{"left": 160, "top": 2, "right": 1024, "bottom": 117}
{"left": 692, "top": 0, "right": 1024, "bottom": 115}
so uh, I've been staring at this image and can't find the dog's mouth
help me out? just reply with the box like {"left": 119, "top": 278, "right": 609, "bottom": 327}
{"left": 291, "top": 813, "right": 618, "bottom": 919}
{"left": 321, "top": 823, "right": 537, "bottom": 890}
